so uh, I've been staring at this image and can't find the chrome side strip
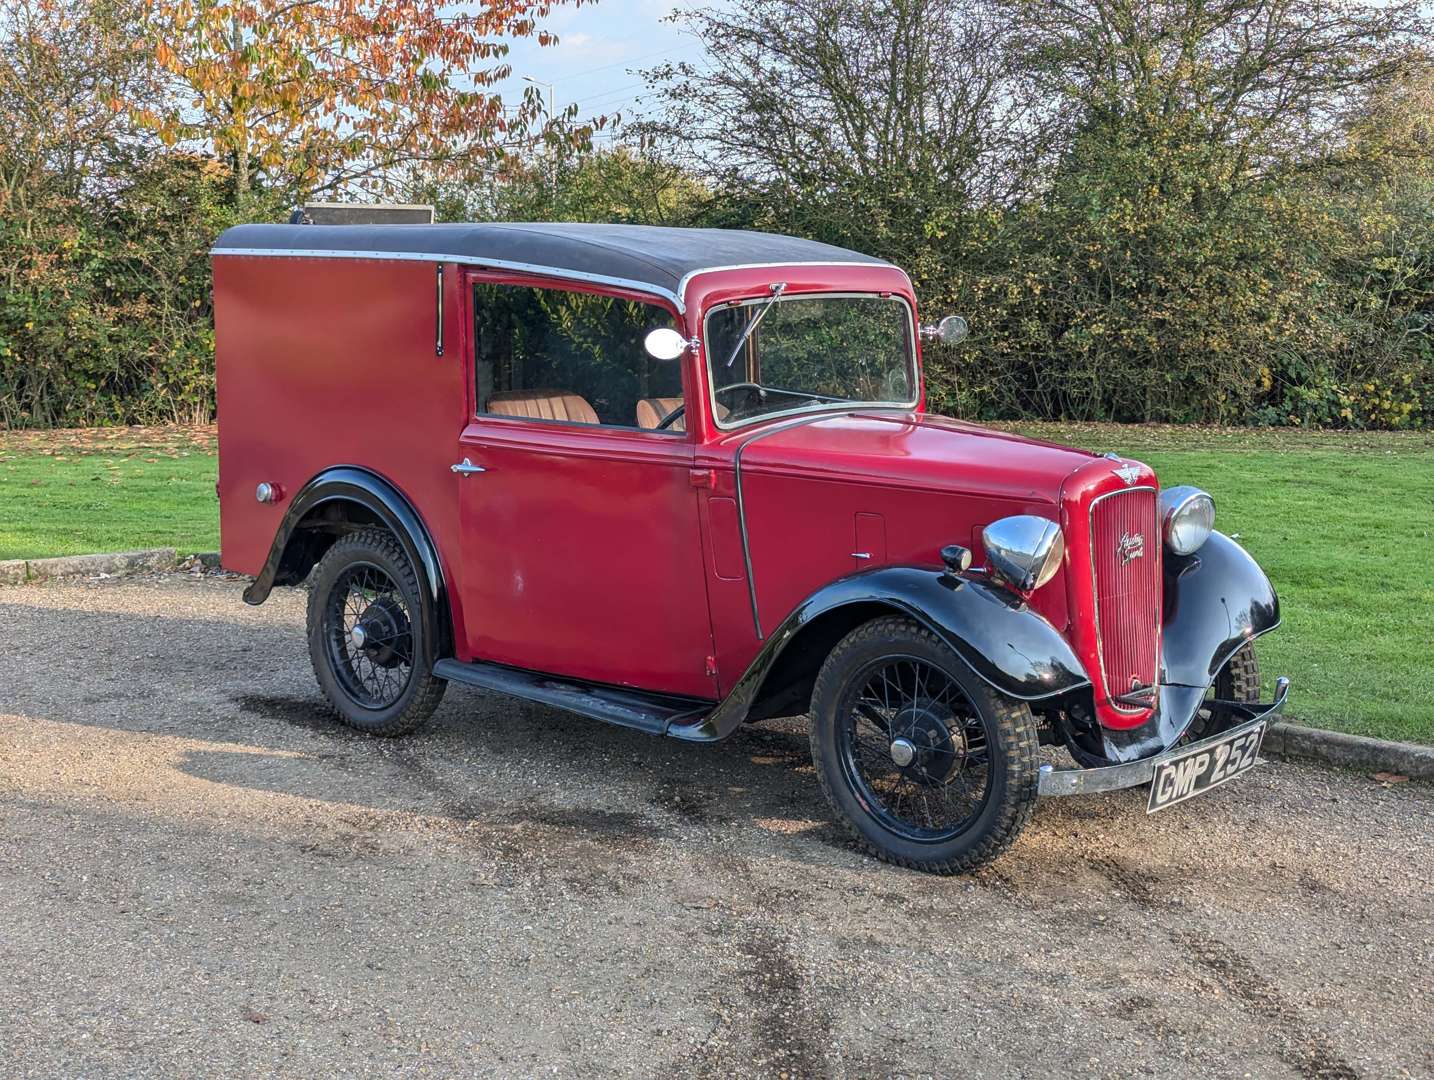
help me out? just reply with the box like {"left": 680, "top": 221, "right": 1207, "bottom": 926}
{"left": 1037, "top": 677, "right": 1290, "bottom": 796}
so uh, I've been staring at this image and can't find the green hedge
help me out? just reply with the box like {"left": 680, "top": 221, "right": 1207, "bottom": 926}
{"left": 0, "top": 154, "right": 281, "bottom": 428}
{"left": 2, "top": 146, "right": 1429, "bottom": 430}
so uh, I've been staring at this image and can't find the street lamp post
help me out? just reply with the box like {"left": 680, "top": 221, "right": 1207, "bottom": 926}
{"left": 522, "top": 75, "right": 556, "bottom": 126}
{"left": 522, "top": 76, "right": 558, "bottom": 196}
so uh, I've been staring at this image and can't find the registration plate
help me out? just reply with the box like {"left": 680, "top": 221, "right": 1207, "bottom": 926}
{"left": 1147, "top": 722, "right": 1266, "bottom": 813}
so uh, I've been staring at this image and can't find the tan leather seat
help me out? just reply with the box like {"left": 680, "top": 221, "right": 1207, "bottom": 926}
{"left": 487, "top": 389, "right": 599, "bottom": 425}
{"left": 636, "top": 396, "right": 685, "bottom": 430}
{"left": 635, "top": 397, "right": 728, "bottom": 431}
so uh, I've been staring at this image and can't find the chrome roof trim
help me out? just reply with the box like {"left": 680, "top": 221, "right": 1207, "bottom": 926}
{"left": 211, "top": 249, "right": 915, "bottom": 315}
{"left": 210, "top": 247, "right": 685, "bottom": 311}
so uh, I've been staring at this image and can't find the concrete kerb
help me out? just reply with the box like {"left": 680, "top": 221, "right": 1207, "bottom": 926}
{"left": 0, "top": 548, "right": 178, "bottom": 585}
{"left": 1266, "top": 721, "right": 1434, "bottom": 781}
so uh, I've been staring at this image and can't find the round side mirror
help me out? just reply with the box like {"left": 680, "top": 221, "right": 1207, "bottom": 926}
{"left": 936, "top": 315, "right": 968, "bottom": 344}
{"left": 644, "top": 327, "right": 689, "bottom": 361}
{"left": 919, "top": 314, "right": 969, "bottom": 345}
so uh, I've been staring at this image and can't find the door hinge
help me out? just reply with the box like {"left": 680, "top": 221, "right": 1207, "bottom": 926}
{"left": 689, "top": 468, "right": 715, "bottom": 489}
{"left": 704, "top": 655, "right": 719, "bottom": 677}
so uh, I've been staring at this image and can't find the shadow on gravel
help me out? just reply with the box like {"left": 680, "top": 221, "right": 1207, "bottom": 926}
{"left": 234, "top": 693, "right": 353, "bottom": 738}
{"left": 224, "top": 685, "right": 836, "bottom": 849}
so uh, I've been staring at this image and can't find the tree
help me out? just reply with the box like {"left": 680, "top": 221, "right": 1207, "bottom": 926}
{"left": 1, "top": 0, "right": 156, "bottom": 204}
{"left": 1005, "top": 0, "right": 1431, "bottom": 199}
{"left": 636, "top": 0, "right": 1030, "bottom": 288}
{"left": 989, "top": 0, "right": 1432, "bottom": 422}
{"left": 138, "top": 0, "right": 582, "bottom": 202}
{"left": 475, "top": 145, "right": 710, "bottom": 224}
{"left": 0, "top": 0, "right": 161, "bottom": 425}
{"left": 639, "top": 0, "right": 1433, "bottom": 425}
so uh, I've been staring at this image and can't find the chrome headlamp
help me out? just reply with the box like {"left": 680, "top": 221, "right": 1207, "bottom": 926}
{"left": 982, "top": 515, "right": 1064, "bottom": 592}
{"left": 1160, "top": 486, "right": 1215, "bottom": 555}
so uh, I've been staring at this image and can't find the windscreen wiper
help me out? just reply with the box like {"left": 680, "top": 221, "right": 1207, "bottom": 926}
{"left": 724, "top": 282, "right": 787, "bottom": 368}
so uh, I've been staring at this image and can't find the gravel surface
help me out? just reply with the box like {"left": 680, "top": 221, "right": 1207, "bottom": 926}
{"left": 1, "top": 576, "right": 1431, "bottom": 1079}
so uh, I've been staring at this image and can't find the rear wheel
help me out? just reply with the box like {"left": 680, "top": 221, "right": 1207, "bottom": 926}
{"left": 306, "top": 528, "right": 446, "bottom": 736}
{"left": 809, "top": 616, "right": 1040, "bottom": 874}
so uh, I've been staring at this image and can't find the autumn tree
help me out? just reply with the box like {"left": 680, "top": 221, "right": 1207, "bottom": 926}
{"left": 139, "top": 0, "right": 582, "bottom": 202}
{"left": 0, "top": 0, "right": 166, "bottom": 425}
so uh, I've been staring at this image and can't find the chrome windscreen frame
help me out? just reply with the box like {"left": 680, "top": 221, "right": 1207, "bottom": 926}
{"left": 701, "top": 291, "right": 921, "bottom": 432}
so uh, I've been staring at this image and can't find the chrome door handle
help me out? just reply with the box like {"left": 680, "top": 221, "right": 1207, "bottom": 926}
{"left": 451, "top": 458, "right": 486, "bottom": 476}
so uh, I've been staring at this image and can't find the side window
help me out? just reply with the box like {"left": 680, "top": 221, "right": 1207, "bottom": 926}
{"left": 474, "top": 282, "right": 686, "bottom": 432}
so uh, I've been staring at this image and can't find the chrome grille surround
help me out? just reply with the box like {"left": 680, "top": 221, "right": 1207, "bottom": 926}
{"left": 1089, "top": 486, "right": 1161, "bottom": 714}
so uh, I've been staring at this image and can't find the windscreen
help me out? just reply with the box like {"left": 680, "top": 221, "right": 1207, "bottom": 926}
{"left": 705, "top": 294, "right": 915, "bottom": 427}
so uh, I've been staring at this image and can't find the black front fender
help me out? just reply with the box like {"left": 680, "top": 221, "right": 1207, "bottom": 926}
{"left": 671, "top": 566, "right": 1091, "bottom": 742}
{"left": 1162, "top": 530, "right": 1281, "bottom": 686}
{"left": 242, "top": 466, "right": 451, "bottom": 657}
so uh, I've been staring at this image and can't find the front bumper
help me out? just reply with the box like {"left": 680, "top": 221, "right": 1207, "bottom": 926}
{"left": 1038, "top": 676, "right": 1290, "bottom": 796}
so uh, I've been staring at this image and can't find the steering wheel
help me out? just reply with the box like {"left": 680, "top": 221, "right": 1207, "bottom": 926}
{"left": 655, "top": 383, "right": 767, "bottom": 431}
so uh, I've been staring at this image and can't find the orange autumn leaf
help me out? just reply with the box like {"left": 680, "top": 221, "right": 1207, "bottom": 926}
{"left": 137, "top": 0, "right": 585, "bottom": 197}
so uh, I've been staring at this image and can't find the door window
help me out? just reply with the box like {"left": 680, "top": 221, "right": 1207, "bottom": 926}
{"left": 473, "top": 282, "right": 686, "bottom": 433}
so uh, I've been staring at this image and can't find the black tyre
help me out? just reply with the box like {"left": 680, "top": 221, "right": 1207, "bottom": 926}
{"left": 809, "top": 616, "right": 1040, "bottom": 874}
{"left": 1185, "top": 644, "right": 1261, "bottom": 742}
{"left": 306, "top": 528, "right": 447, "bottom": 736}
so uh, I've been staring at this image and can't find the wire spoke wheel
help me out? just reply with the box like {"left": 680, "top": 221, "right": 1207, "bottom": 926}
{"left": 322, "top": 560, "right": 414, "bottom": 710}
{"left": 836, "top": 655, "right": 995, "bottom": 843}
{"left": 305, "top": 528, "right": 445, "bottom": 737}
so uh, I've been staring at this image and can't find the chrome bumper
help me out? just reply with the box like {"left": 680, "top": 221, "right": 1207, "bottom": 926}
{"left": 1038, "top": 676, "right": 1290, "bottom": 796}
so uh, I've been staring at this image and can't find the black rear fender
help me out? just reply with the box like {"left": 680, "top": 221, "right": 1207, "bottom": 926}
{"left": 242, "top": 466, "right": 452, "bottom": 659}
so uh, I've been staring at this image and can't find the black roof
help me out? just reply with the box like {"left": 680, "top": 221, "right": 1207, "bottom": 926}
{"left": 213, "top": 222, "right": 893, "bottom": 309}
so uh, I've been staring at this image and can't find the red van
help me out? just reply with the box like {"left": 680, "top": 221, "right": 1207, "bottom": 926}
{"left": 212, "top": 222, "right": 1287, "bottom": 873}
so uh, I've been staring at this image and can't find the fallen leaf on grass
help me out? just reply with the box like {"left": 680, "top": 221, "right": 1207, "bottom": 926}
{"left": 1373, "top": 772, "right": 1409, "bottom": 784}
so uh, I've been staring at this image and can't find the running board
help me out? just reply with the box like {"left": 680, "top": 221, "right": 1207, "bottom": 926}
{"left": 433, "top": 659, "right": 712, "bottom": 736}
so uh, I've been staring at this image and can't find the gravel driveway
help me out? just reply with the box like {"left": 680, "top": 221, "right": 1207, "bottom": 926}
{"left": 1, "top": 575, "right": 1430, "bottom": 1079}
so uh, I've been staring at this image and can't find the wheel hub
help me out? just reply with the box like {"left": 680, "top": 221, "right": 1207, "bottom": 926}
{"left": 888, "top": 702, "right": 963, "bottom": 785}
{"left": 350, "top": 596, "right": 410, "bottom": 668}
{"left": 889, "top": 737, "right": 916, "bottom": 767}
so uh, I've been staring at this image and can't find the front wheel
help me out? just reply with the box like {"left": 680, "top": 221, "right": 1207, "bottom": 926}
{"left": 809, "top": 617, "right": 1040, "bottom": 874}
{"left": 306, "top": 528, "right": 447, "bottom": 736}
{"left": 1185, "top": 644, "right": 1261, "bottom": 742}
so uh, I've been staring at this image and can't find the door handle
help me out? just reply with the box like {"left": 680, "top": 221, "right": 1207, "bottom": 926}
{"left": 451, "top": 458, "right": 486, "bottom": 476}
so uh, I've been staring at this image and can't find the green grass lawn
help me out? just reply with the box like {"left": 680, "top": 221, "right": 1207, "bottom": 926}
{"left": 2, "top": 423, "right": 1430, "bottom": 745}
{"left": 1009, "top": 423, "right": 1434, "bottom": 746}
{"left": 0, "top": 431, "right": 218, "bottom": 560}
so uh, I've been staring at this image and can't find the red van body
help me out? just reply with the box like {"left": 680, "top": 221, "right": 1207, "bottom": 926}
{"left": 212, "top": 222, "right": 1287, "bottom": 873}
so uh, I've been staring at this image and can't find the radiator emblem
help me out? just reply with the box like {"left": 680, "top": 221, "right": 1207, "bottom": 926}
{"left": 1114, "top": 462, "right": 1142, "bottom": 485}
{"left": 1117, "top": 531, "right": 1145, "bottom": 565}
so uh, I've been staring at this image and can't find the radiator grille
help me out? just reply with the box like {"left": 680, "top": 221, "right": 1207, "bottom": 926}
{"left": 1090, "top": 487, "right": 1160, "bottom": 709}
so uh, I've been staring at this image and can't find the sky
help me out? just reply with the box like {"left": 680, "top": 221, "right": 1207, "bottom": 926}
{"left": 484, "top": 0, "right": 708, "bottom": 135}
